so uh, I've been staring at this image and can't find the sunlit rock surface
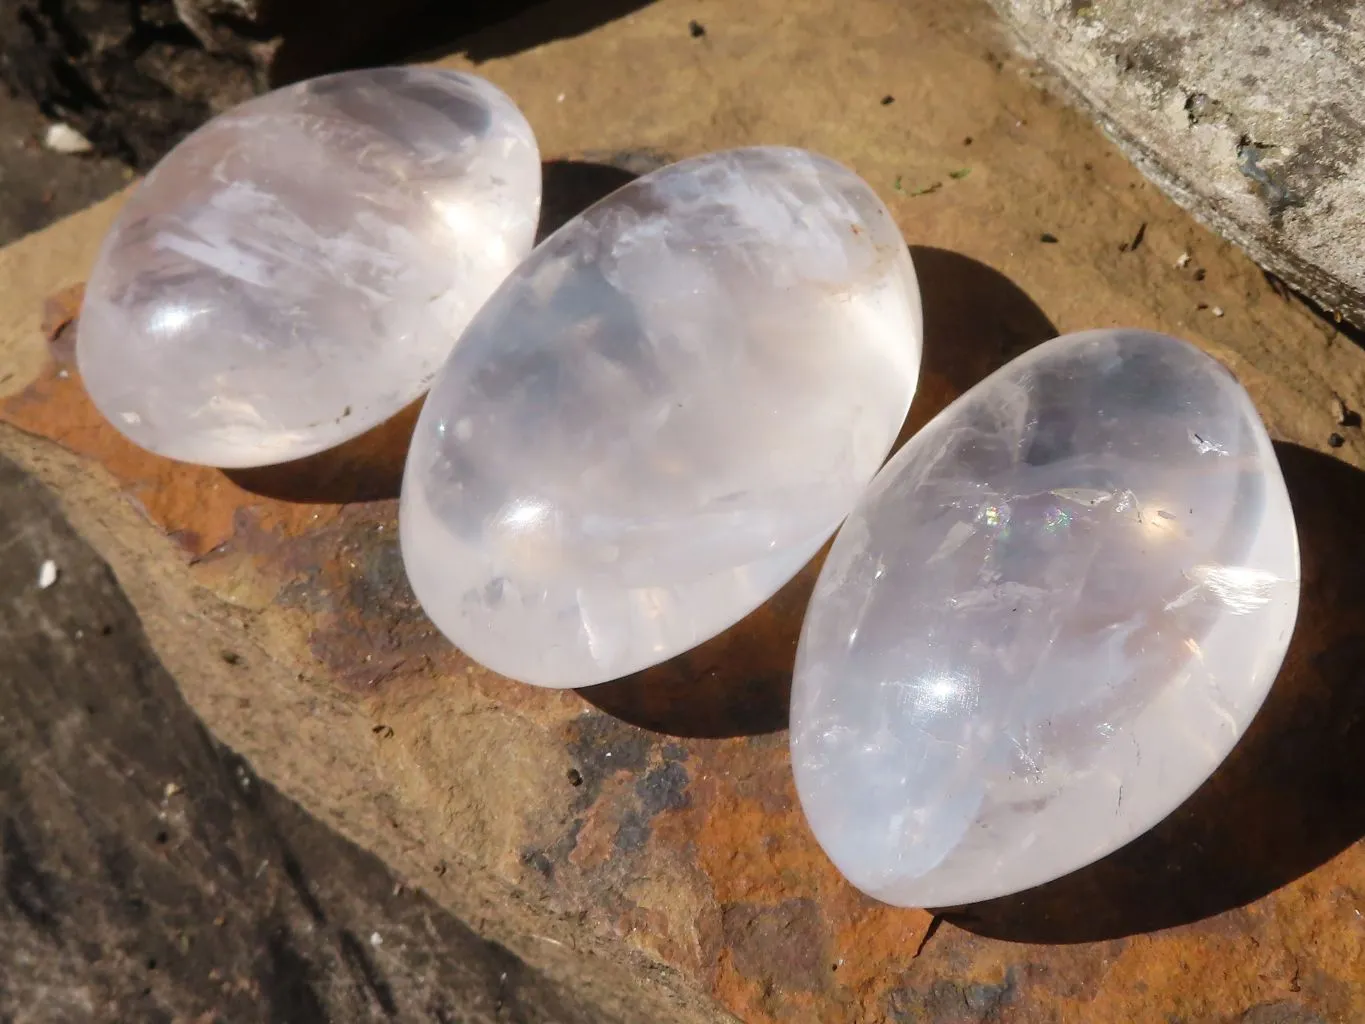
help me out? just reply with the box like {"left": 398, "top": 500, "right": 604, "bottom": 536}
{"left": 78, "top": 68, "right": 540, "bottom": 468}
{"left": 792, "top": 329, "right": 1300, "bottom": 907}
{"left": 402, "top": 147, "right": 922, "bottom": 687}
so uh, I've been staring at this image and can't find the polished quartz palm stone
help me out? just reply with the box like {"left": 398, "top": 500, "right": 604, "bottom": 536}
{"left": 401, "top": 147, "right": 923, "bottom": 688}
{"left": 78, "top": 68, "right": 540, "bottom": 468}
{"left": 791, "top": 329, "right": 1300, "bottom": 907}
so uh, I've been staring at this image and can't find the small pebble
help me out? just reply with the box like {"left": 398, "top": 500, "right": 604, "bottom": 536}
{"left": 44, "top": 123, "right": 93, "bottom": 155}
{"left": 370, "top": 932, "right": 383, "bottom": 947}
{"left": 688, "top": 19, "right": 706, "bottom": 37}
{"left": 164, "top": 782, "right": 181, "bottom": 799}
{"left": 1211, "top": 306, "right": 1225, "bottom": 317}
{"left": 1329, "top": 433, "right": 1345, "bottom": 448}
{"left": 37, "top": 560, "right": 58, "bottom": 589}
{"left": 1176, "top": 252, "right": 1191, "bottom": 268}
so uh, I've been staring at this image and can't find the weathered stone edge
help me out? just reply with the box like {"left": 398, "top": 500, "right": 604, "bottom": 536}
{"left": 987, "top": 3, "right": 1365, "bottom": 334}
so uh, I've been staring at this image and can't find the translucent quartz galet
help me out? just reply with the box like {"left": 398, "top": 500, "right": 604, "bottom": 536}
{"left": 78, "top": 68, "right": 540, "bottom": 468}
{"left": 401, "top": 147, "right": 923, "bottom": 687}
{"left": 791, "top": 330, "right": 1300, "bottom": 907}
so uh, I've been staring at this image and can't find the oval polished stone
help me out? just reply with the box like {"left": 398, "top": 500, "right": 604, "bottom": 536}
{"left": 78, "top": 68, "right": 540, "bottom": 468}
{"left": 791, "top": 329, "right": 1300, "bottom": 907}
{"left": 401, "top": 147, "right": 923, "bottom": 687}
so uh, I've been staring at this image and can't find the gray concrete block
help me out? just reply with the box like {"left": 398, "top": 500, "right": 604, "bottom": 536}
{"left": 989, "top": 0, "right": 1365, "bottom": 330}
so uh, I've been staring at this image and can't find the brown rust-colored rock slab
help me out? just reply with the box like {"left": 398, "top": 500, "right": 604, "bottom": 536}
{"left": 2, "top": 0, "right": 1365, "bottom": 1020}
{"left": 987, "top": 0, "right": 1365, "bottom": 331}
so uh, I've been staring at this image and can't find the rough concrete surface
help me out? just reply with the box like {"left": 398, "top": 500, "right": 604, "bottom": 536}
{"left": 988, "top": 0, "right": 1365, "bottom": 331}
{"left": 1, "top": 0, "right": 1365, "bottom": 1021}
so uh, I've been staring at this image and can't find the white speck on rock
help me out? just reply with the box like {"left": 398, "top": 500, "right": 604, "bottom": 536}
{"left": 369, "top": 932, "right": 383, "bottom": 947}
{"left": 44, "top": 123, "right": 93, "bottom": 154}
{"left": 37, "top": 560, "right": 58, "bottom": 589}
{"left": 1212, "top": 306, "right": 1225, "bottom": 317}
{"left": 1176, "top": 252, "right": 1191, "bottom": 268}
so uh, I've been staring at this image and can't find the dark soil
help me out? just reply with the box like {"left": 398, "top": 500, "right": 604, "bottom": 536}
{"left": 0, "top": 85, "right": 129, "bottom": 245}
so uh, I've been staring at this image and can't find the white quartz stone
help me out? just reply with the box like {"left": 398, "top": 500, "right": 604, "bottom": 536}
{"left": 791, "top": 330, "right": 1300, "bottom": 907}
{"left": 401, "top": 147, "right": 923, "bottom": 688}
{"left": 78, "top": 68, "right": 541, "bottom": 468}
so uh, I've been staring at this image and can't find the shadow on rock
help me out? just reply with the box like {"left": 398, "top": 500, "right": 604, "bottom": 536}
{"left": 226, "top": 397, "right": 424, "bottom": 505}
{"left": 578, "top": 551, "right": 825, "bottom": 739}
{"left": 945, "top": 443, "right": 1365, "bottom": 942}
{"left": 343, "top": 0, "right": 662, "bottom": 71}
{"left": 897, "top": 245, "right": 1058, "bottom": 451}
{"left": 539, "top": 158, "right": 637, "bottom": 241}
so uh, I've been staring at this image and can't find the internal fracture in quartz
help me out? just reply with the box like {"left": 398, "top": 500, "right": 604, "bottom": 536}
{"left": 78, "top": 68, "right": 541, "bottom": 468}
{"left": 401, "top": 147, "right": 923, "bottom": 688}
{"left": 791, "top": 329, "right": 1300, "bottom": 908}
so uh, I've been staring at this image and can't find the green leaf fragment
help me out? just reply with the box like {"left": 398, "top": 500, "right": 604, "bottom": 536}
{"left": 894, "top": 175, "right": 942, "bottom": 197}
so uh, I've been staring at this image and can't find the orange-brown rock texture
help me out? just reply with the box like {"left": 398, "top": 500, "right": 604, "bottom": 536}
{"left": 2, "top": 0, "right": 1363, "bottom": 1021}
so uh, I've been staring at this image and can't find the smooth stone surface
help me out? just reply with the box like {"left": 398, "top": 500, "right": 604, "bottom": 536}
{"left": 792, "top": 329, "right": 1300, "bottom": 907}
{"left": 401, "top": 147, "right": 922, "bottom": 688}
{"left": 78, "top": 68, "right": 540, "bottom": 468}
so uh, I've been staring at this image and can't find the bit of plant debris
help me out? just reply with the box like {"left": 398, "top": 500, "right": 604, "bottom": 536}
{"left": 1119, "top": 222, "right": 1147, "bottom": 252}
